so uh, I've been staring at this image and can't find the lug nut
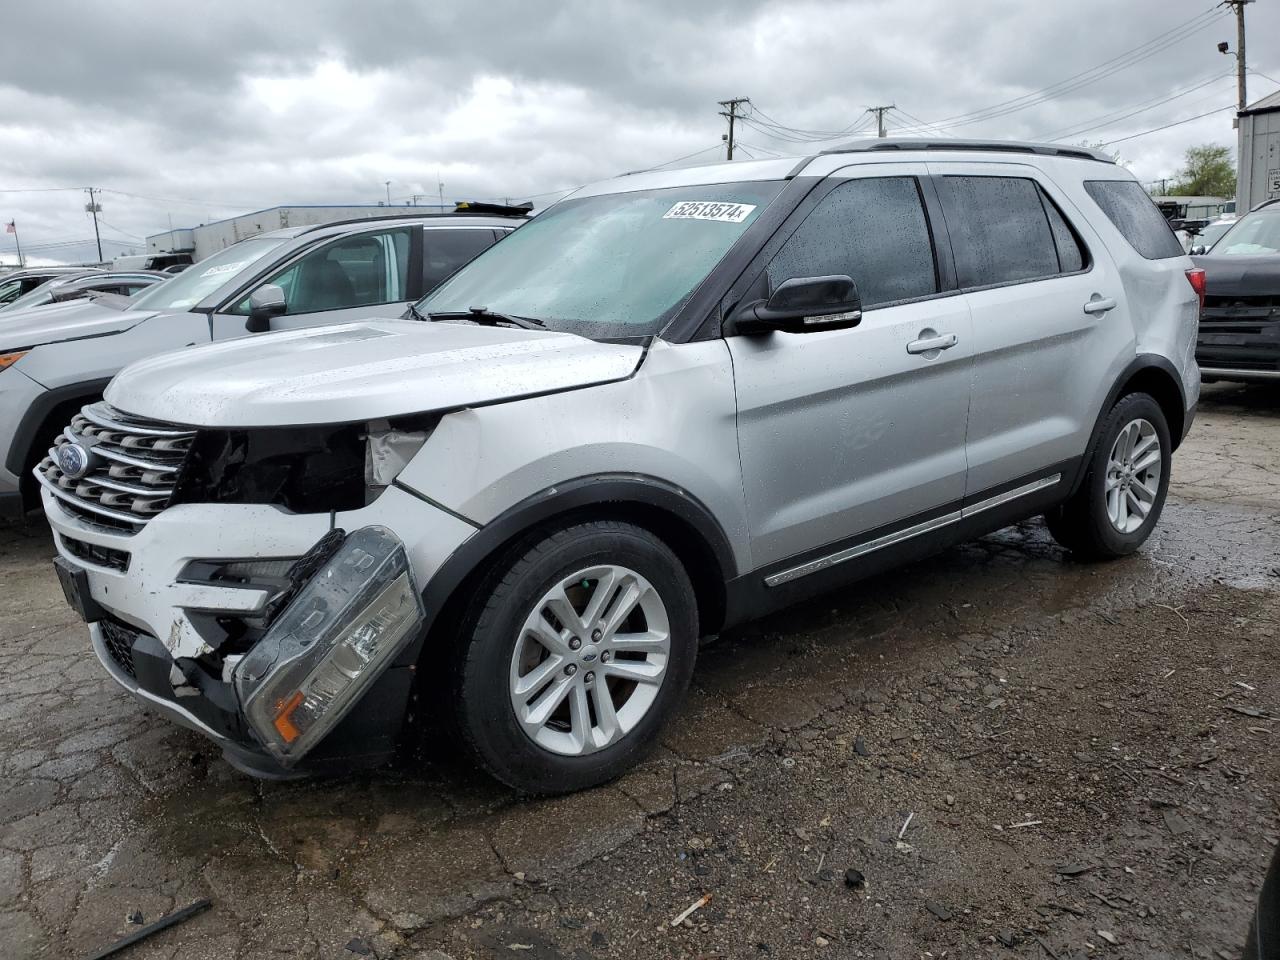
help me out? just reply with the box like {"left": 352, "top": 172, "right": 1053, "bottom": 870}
{"left": 601, "top": 650, "right": 612, "bottom": 663}
{"left": 591, "top": 629, "right": 602, "bottom": 642}
{"left": 569, "top": 637, "right": 582, "bottom": 650}
{"left": 584, "top": 671, "right": 596, "bottom": 684}
{"left": 565, "top": 664, "right": 578, "bottom": 676}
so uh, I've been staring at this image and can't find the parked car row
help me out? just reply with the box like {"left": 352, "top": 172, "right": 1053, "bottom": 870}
{"left": 0, "top": 206, "right": 525, "bottom": 519}
{"left": 25, "top": 142, "right": 1204, "bottom": 793}
{"left": 0, "top": 270, "right": 167, "bottom": 314}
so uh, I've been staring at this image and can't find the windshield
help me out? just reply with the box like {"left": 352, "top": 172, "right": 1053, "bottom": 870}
{"left": 1196, "top": 220, "right": 1234, "bottom": 251}
{"left": 1211, "top": 211, "right": 1280, "bottom": 256}
{"left": 128, "top": 237, "right": 287, "bottom": 311}
{"left": 418, "top": 181, "right": 785, "bottom": 338}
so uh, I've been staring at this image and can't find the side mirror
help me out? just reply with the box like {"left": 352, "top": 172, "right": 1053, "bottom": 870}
{"left": 728, "top": 275, "right": 862, "bottom": 336}
{"left": 246, "top": 284, "right": 287, "bottom": 333}
{"left": 1190, "top": 244, "right": 1208, "bottom": 256}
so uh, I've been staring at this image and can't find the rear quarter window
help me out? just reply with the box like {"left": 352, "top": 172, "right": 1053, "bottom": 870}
{"left": 1084, "top": 180, "right": 1184, "bottom": 260}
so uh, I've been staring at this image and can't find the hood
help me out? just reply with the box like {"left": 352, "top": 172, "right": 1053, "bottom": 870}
{"left": 0, "top": 299, "right": 158, "bottom": 351}
{"left": 1192, "top": 254, "right": 1280, "bottom": 298}
{"left": 106, "top": 319, "right": 644, "bottom": 427}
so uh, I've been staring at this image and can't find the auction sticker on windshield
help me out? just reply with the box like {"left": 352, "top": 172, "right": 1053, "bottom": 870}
{"left": 663, "top": 201, "right": 757, "bottom": 224}
{"left": 200, "top": 261, "right": 248, "bottom": 278}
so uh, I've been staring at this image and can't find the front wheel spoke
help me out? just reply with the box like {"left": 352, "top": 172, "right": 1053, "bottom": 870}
{"left": 579, "top": 569, "right": 619, "bottom": 631}
{"left": 544, "top": 587, "right": 585, "bottom": 638}
{"left": 1126, "top": 489, "right": 1149, "bottom": 517}
{"left": 599, "top": 580, "right": 643, "bottom": 640}
{"left": 513, "top": 654, "right": 565, "bottom": 698}
{"left": 1132, "top": 450, "right": 1160, "bottom": 473}
{"left": 1105, "top": 473, "right": 1121, "bottom": 492}
{"left": 604, "top": 659, "right": 664, "bottom": 685}
{"left": 1132, "top": 434, "right": 1158, "bottom": 460}
{"left": 607, "top": 629, "right": 670, "bottom": 653}
{"left": 529, "top": 617, "right": 571, "bottom": 656}
{"left": 523, "top": 674, "right": 574, "bottom": 729}
{"left": 567, "top": 682, "right": 591, "bottom": 753}
{"left": 590, "top": 681, "right": 620, "bottom": 744}
{"left": 1131, "top": 478, "right": 1157, "bottom": 504}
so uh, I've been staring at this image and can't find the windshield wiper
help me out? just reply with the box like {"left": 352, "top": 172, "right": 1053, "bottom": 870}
{"left": 404, "top": 301, "right": 427, "bottom": 322}
{"left": 427, "top": 306, "right": 545, "bottom": 330}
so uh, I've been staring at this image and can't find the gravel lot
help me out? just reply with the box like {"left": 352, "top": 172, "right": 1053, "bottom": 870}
{"left": 2, "top": 383, "right": 1277, "bottom": 960}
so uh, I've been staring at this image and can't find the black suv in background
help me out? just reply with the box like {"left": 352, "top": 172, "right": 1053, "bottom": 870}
{"left": 1193, "top": 198, "right": 1280, "bottom": 383}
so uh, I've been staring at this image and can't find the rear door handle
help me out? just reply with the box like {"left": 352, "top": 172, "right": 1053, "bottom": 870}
{"left": 906, "top": 333, "right": 958, "bottom": 355}
{"left": 1082, "top": 296, "right": 1117, "bottom": 315}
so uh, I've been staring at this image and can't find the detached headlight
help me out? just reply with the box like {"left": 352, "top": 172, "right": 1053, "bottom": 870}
{"left": 234, "top": 526, "right": 425, "bottom": 767}
{"left": 364, "top": 422, "right": 430, "bottom": 489}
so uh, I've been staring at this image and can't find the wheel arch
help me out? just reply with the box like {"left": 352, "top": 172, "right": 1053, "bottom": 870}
{"left": 418, "top": 475, "right": 739, "bottom": 649}
{"left": 1071, "top": 355, "right": 1188, "bottom": 496}
{"left": 6, "top": 378, "right": 111, "bottom": 510}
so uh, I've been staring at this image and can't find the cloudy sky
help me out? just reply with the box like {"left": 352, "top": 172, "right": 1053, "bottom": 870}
{"left": 1, "top": 0, "right": 1276, "bottom": 265}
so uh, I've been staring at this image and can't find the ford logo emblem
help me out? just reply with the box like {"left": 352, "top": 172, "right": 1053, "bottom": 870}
{"left": 56, "top": 443, "right": 93, "bottom": 480}
{"left": 581, "top": 651, "right": 598, "bottom": 663}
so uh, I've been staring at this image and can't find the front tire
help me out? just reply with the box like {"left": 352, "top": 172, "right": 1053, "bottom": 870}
{"left": 451, "top": 520, "right": 698, "bottom": 794}
{"left": 1045, "top": 392, "right": 1172, "bottom": 560}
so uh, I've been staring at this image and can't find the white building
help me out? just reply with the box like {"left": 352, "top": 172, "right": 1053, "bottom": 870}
{"left": 1238, "top": 89, "right": 1280, "bottom": 213}
{"left": 147, "top": 204, "right": 448, "bottom": 263}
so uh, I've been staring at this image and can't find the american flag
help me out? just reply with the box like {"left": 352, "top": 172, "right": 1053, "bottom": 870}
{"left": 4, "top": 221, "right": 13, "bottom": 234}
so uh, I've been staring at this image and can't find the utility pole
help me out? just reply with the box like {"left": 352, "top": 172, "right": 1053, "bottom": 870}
{"left": 866, "top": 105, "right": 895, "bottom": 138}
{"left": 84, "top": 187, "right": 103, "bottom": 263}
{"left": 384, "top": 180, "right": 392, "bottom": 205}
{"left": 7, "top": 221, "right": 23, "bottom": 267}
{"left": 719, "top": 97, "right": 750, "bottom": 160}
{"left": 437, "top": 173, "right": 445, "bottom": 212}
{"left": 1221, "top": 0, "right": 1252, "bottom": 112}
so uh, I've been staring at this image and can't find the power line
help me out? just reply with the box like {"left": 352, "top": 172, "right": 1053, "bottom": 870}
{"left": 1099, "top": 104, "right": 1235, "bottom": 145}
{"left": 908, "top": 6, "right": 1226, "bottom": 132}
{"left": 1040, "top": 71, "right": 1235, "bottom": 141}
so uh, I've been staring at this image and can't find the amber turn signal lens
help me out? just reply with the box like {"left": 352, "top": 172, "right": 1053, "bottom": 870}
{"left": 272, "top": 690, "right": 306, "bottom": 743}
{"left": 0, "top": 351, "right": 28, "bottom": 370}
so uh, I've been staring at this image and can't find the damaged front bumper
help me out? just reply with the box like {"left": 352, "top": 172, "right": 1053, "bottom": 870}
{"left": 44, "top": 485, "right": 476, "bottom": 777}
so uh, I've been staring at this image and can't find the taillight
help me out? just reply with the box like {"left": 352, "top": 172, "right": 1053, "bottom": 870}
{"left": 1185, "top": 267, "right": 1206, "bottom": 311}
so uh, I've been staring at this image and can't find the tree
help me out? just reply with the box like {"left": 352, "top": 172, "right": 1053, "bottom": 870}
{"left": 1169, "top": 144, "right": 1235, "bottom": 197}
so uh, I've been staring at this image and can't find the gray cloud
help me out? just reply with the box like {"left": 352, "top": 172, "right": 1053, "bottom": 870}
{"left": 1, "top": 0, "right": 1275, "bottom": 264}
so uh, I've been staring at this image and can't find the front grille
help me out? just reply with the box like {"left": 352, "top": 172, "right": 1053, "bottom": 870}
{"left": 61, "top": 535, "right": 130, "bottom": 572}
{"left": 34, "top": 402, "right": 196, "bottom": 534}
{"left": 100, "top": 618, "right": 142, "bottom": 680}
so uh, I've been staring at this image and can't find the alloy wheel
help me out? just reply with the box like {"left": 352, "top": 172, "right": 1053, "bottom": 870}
{"left": 1105, "top": 417, "right": 1161, "bottom": 534}
{"left": 508, "top": 564, "right": 670, "bottom": 756}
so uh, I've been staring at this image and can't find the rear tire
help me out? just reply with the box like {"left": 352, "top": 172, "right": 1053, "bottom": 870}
{"left": 451, "top": 520, "right": 697, "bottom": 794}
{"left": 1045, "top": 392, "right": 1171, "bottom": 560}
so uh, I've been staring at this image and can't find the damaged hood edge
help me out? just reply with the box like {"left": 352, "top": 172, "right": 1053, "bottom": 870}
{"left": 105, "top": 319, "right": 647, "bottom": 427}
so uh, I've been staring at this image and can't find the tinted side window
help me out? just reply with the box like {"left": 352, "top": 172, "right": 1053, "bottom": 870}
{"left": 1041, "top": 191, "right": 1086, "bottom": 273}
{"left": 424, "top": 229, "right": 499, "bottom": 291}
{"left": 767, "top": 177, "right": 937, "bottom": 308}
{"left": 1084, "top": 180, "right": 1184, "bottom": 259}
{"left": 233, "top": 228, "right": 412, "bottom": 315}
{"left": 937, "top": 176, "right": 1060, "bottom": 287}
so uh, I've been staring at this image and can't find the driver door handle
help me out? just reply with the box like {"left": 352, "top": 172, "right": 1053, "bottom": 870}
{"left": 906, "top": 333, "right": 958, "bottom": 355}
{"left": 1082, "top": 296, "right": 1117, "bottom": 315}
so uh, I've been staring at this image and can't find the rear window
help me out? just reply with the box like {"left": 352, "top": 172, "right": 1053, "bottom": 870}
{"left": 936, "top": 176, "right": 1064, "bottom": 287}
{"left": 1084, "top": 180, "right": 1184, "bottom": 259}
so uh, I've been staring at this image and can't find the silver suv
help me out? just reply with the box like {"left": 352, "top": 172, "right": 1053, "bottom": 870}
{"left": 42, "top": 140, "right": 1201, "bottom": 793}
{"left": 1, "top": 210, "right": 520, "bottom": 518}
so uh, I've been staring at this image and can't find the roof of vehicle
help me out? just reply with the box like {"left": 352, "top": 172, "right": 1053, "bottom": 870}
{"left": 251, "top": 212, "right": 524, "bottom": 244}
{"left": 576, "top": 138, "right": 1123, "bottom": 201}
{"left": 818, "top": 138, "right": 1115, "bottom": 163}
{"left": 0, "top": 265, "right": 105, "bottom": 279}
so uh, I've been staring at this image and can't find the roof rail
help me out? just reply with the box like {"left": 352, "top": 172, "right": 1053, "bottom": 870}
{"left": 296, "top": 210, "right": 526, "bottom": 235}
{"left": 819, "top": 138, "right": 1115, "bottom": 163}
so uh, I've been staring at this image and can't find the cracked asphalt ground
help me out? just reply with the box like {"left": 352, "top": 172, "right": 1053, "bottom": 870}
{"left": 2, "top": 383, "right": 1278, "bottom": 960}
